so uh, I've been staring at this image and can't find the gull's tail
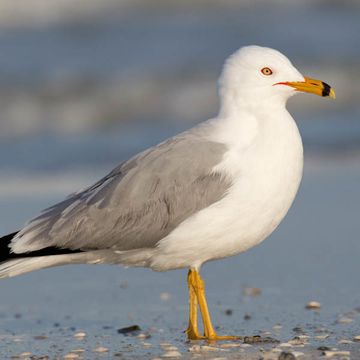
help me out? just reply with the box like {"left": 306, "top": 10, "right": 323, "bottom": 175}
{"left": 0, "top": 231, "right": 97, "bottom": 279}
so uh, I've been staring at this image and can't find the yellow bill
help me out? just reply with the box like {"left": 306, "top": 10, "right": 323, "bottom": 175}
{"left": 277, "top": 76, "right": 336, "bottom": 99}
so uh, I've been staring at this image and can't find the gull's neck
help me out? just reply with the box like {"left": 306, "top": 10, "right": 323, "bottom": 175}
{"left": 208, "top": 93, "right": 296, "bottom": 149}
{"left": 218, "top": 90, "right": 288, "bottom": 119}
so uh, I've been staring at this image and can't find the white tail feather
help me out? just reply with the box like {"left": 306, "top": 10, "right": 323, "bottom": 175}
{"left": 0, "top": 252, "right": 100, "bottom": 278}
{"left": 0, "top": 248, "right": 156, "bottom": 278}
{"left": 0, "top": 257, "right": 61, "bottom": 278}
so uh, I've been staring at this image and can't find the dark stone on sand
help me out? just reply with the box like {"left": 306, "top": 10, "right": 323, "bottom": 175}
{"left": 292, "top": 326, "right": 304, "bottom": 333}
{"left": 244, "top": 335, "right": 261, "bottom": 343}
{"left": 244, "top": 314, "right": 251, "bottom": 320}
{"left": 225, "top": 309, "right": 233, "bottom": 316}
{"left": 317, "top": 346, "right": 331, "bottom": 351}
{"left": 34, "top": 335, "right": 48, "bottom": 340}
{"left": 117, "top": 325, "right": 141, "bottom": 334}
{"left": 278, "top": 352, "right": 296, "bottom": 360}
{"left": 243, "top": 335, "right": 279, "bottom": 344}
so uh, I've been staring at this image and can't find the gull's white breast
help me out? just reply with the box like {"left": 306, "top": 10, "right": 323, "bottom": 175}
{"left": 152, "top": 110, "right": 303, "bottom": 271}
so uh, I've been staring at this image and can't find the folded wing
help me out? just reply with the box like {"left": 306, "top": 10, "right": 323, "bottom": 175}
{"left": 11, "top": 131, "right": 231, "bottom": 254}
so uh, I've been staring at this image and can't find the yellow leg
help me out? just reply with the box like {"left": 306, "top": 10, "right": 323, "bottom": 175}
{"left": 185, "top": 270, "right": 204, "bottom": 340}
{"left": 187, "top": 269, "right": 241, "bottom": 341}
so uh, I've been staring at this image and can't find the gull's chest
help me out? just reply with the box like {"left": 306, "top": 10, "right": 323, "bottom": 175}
{"left": 219, "top": 116, "right": 304, "bottom": 253}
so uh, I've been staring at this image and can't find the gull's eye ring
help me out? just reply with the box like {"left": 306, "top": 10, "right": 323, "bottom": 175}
{"left": 261, "top": 67, "right": 273, "bottom": 76}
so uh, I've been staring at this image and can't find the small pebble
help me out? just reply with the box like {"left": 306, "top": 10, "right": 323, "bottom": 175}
{"left": 338, "top": 339, "right": 352, "bottom": 344}
{"left": 322, "top": 350, "right": 350, "bottom": 358}
{"left": 71, "top": 349, "right": 85, "bottom": 353}
{"left": 93, "top": 346, "right": 109, "bottom": 353}
{"left": 160, "top": 343, "right": 177, "bottom": 350}
{"left": 244, "top": 314, "right": 251, "bottom": 320}
{"left": 297, "top": 335, "right": 310, "bottom": 340}
{"left": 225, "top": 309, "right": 233, "bottom": 316}
{"left": 63, "top": 354, "right": 80, "bottom": 360}
{"left": 219, "top": 343, "right": 241, "bottom": 348}
{"left": 188, "top": 345, "right": 201, "bottom": 352}
{"left": 189, "top": 345, "right": 226, "bottom": 352}
{"left": 242, "top": 287, "right": 261, "bottom": 296}
{"left": 161, "top": 350, "right": 182, "bottom": 358}
{"left": 305, "top": 301, "right": 321, "bottom": 310}
{"left": 73, "top": 332, "right": 86, "bottom": 339}
{"left": 161, "top": 346, "right": 178, "bottom": 351}
{"left": 353, "top": 335, "right": 360, "bottom": 342}
{"left": 261, "top": 331, "right": 272, "bottom": 337}
{"left": 279, "top": 343, "right": 293, "bottom": 348}
{"left": 12, "top": 337, "right": 24, "bottom": 343}
{"left": 202, "top": 345, "right": 227, "bottom": 352}
{"left": 137, "top": 332, "right": 151, "bottom": 339}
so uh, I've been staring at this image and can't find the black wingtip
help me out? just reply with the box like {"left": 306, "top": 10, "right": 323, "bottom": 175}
{"left": 0, "top": 231, "right": 83, "bottom": 263}
{"left": 0, "top": 231, "right": 19, "bottom": 262}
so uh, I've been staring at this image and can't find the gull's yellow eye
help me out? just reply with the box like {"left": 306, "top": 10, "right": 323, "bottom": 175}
{"left": 261, "top": 67, "right": 273, "bottom": 76}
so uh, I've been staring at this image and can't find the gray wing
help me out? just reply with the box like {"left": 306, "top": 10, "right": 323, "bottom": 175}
{"left": 12, "top": 131, "right": 230, "bottom": 253}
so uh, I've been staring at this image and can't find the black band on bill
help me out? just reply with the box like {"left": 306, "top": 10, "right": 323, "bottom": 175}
{"left": 322, "top": 82, "right": 331, "bottom": 97}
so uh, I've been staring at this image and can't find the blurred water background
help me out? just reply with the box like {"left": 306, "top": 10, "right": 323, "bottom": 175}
{"left": 0, "top": 0, "right": 359, "bottom": 358}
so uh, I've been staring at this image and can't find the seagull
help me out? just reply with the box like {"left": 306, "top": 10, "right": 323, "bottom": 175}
{"left": 0, "top": 46, "right": 335, "bottom": 341}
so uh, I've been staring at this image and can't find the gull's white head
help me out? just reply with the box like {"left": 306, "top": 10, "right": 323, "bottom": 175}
{"left": 219, "top": 45, "right": 335, "bottom": 115}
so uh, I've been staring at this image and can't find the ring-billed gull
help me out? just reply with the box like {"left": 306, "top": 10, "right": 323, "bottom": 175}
{"left": 0, "top": 46, "right": 335, "bottom": 340}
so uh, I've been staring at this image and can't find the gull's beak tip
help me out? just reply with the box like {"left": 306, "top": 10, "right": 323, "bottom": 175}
{"left": 329, "top": 88, "right": 336, "bottom": 100}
